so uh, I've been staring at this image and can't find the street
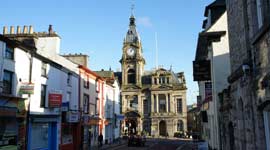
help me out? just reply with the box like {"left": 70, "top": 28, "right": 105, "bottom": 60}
{"left": 107, "top": 138, "right": 198, "bottom": 150}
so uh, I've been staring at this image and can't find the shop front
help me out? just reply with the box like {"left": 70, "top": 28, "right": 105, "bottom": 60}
{"left": 0, "top": 95, "right": 26, "bottom": 150}
{"left": 27, "top": 115, "right": 59, "bottom": 150}
{"left": 82, "top": 115, "right": 100, "bottom": 150}
{"left": 60, "top": 111, "right": 80, "bottom": 150}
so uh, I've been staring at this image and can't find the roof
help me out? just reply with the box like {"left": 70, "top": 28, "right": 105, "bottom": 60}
{"left": 0, "top": 34, "right": 37, "bottom": 51}
{"left": 204, "top": 0, "right": 225, "bottom": 17}
{"left": 195, "top": 31, "right": 226, "bottom": 61}
{"left": 95, "top": 70, "right": 114, "bottom": 79}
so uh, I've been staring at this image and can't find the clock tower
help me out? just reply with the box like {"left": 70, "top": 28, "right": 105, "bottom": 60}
{"left": 120, "top": 14, "right": 145, "bottom": 87}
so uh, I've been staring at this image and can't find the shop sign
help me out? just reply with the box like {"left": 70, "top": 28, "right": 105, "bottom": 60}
{"left": 49, "top": 92, "right": 62, "bottom": 108}
{"left": 193, "top": 60, "right": 211, "bottom": 81}
{"left": 19, "top": 83, "right": 34, "bottom": 94}
{"left": 61, "top": 102, "right": 69, "bottom": 111}
{"left": 66, "top": 111, "right": 79, "bottom": 123}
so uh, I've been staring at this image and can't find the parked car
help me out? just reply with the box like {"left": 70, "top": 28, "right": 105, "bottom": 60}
{"left": 127, "top": 134, "right": 146, "bottom": 147}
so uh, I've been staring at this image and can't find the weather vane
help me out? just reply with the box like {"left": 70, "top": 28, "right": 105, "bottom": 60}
{"left": 131, "top": 0, "right": 135, "bottom": 15}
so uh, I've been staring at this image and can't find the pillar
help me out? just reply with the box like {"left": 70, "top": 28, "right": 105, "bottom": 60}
{"left": 151, "top": 94, "right": 154, "bottom": 113}
{"left": 166, "top": 94, "right": 169, "bottom": 113}
{"left": 156, "top": 94, "right": 159, "bottom": 113}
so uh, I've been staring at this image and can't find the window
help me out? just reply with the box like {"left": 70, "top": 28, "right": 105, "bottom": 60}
{"left": 167, "top": 77, "right": 170, "bottom": 84}
{"left": 84, "top": 76, "right": 89, "bottom": 89}
{"left": 127, "top": 69, "right": 136, "bottom": 84}
{"left": 90, "top": 104, "right": 95, "bottom": 116}
{"left": 41, "top": 62, "right": 47, "bottom": 77}
{"left": 143, "top": 99, "right": 148, "bottom": 114}
{"left": 5, "top": 46, "right": 14, "bottom": 60}
{"left": 177, "top": 98, "right": 182, "bottom": 113}
{"left": 177, "top": 120, "right": 184, "bottom": 131}
{"left": 83, "top": 94, "right": 89, "bottom": 114}
{"left": 67, "top": 73, "right": 72, "bottom": 86}
{"left": 154, "top": 78, "right": 157, "bottom": 84}
{"left": 159, "top": 94, "right": 166, "bottom": 113}
{"left": 95, "top": 80, "right": 99, "bottom": 92}
{"left": 256, "top": 0, "right": 263, "bottom": 28}
{"left": 3, "top": 70, "right": 13, "bottom": 94}
{"left": 130, "top": 96, "right": 138, "bottom": 111}
{"left": 67, "top": 92, "right": 71, "bottom": 102}
{"left": 40, "top": 84, "right": 47, "bottom": 107}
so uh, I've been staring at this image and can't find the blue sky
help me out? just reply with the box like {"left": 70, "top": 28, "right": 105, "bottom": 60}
{"left": 0, "top": 0, "right": 213, "bottom": 105}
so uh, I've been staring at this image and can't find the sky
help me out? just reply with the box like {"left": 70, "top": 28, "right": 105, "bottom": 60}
{"left": 0, "top": 0, "right": 213, "bottom": 105}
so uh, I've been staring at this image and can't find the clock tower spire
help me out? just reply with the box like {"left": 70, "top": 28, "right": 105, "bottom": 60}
{"left": 120, "top": 5, "right": 145, "bottom": 88}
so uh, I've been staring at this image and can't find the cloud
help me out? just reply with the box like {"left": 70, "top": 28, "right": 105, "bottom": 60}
{"left": 137, "top": 16, "right": 153, "bottom": 27}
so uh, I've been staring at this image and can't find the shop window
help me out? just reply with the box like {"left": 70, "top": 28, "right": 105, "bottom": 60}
{"left": 31, "top": 123, "right": 49, "bottom": 149}
{"left": 3, "top": 70, "right": 13, "bottom": 94}
{"left": 40, "top": 84, "right": 47, "bottom": 107}
{"left": 5, "top": 46, "right": 14, "bottom": 60}
{"left": 62, "top": 125, "right": 73, "bottom": 145}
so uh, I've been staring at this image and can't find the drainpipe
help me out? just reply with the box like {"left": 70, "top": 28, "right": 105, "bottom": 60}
{"left": 25, "top": 49, "right": 34, "bottom": 150}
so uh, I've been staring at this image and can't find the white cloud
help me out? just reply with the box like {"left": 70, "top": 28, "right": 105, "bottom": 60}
{"left": 137, "top": 16, "right": 153, "bottom": 27}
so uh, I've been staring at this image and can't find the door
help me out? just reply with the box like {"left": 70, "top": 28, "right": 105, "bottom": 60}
{"left": 159, "top": 120, "right": 166, "bottom": 136}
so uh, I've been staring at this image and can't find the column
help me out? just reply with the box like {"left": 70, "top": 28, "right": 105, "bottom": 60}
{"left": 156, "top": 94, "right": 159, "bottom": 113}
{"left": 170, "top": 94, "right": 174, "bottom": 113}
{"left": 166, "top": 94, "right": 169, "bottom": 113}
{"left": 151, "top": 94, "right": 154, "bottom": 113}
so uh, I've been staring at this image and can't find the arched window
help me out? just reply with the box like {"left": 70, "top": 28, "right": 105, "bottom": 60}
{"left": 177, "top": 120, "right": 184, "bottom": 132}
{"left": 128, "top": 69, "right": 136, "bottom": 84}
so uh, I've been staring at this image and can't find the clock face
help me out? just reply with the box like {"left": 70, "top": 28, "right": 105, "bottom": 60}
{"left": 127, "top": 48, "right": 135, "bottom": 56}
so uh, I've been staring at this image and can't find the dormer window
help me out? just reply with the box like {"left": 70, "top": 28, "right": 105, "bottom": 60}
{"left": 5, "top": 46, "right": 14, "bottom": 60}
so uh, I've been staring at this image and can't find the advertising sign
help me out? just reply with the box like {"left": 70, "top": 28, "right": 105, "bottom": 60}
{"left": 19, "top": 83, "right": 34, "bottom": 94}
{"left": 66, "top": 111, "right": 79, "bottom": 123}
{"left": 193, "top": 60, "right": 211, "bottom": 81}
{"left": 49, "top": 92, "right": 62, "bottom": 108}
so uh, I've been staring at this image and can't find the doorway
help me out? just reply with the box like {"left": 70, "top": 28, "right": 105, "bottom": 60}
{"left": 159, "top": 120, "right": 166, "bottom": 136}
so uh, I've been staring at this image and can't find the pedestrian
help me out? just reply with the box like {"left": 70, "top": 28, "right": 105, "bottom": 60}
{"left": 98, "top": 133, "right": 103, "bottom": 147}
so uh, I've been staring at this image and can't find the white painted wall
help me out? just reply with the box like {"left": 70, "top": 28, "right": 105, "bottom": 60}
{"left": 204, "top": 12, "right": 230, "bottom": 150}
{"left": 35, "top": 36, "right": 60, "bottom": 54}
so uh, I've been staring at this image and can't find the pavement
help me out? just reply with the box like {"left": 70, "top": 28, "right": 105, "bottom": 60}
{"left": 98, "top": 137, "right": 200, "bottom": 150}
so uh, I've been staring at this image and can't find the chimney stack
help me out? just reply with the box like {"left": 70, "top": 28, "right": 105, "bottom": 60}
{"left": 17, "top": 26, "right": 21, "bottom": 34}
{"left": 29, "top": 25, "right": 33, "bottom": 34}
{"left": 48, "top": 24, "right": 53, "bottom": 34}
{"left": 23, "top": 25, "right": 28, "bottom": 34}
{"left": 3, "top": 26, "right": 8, "bottom": 34}
{"left": 10, "top": 26, "right": 15, "bottom": 34}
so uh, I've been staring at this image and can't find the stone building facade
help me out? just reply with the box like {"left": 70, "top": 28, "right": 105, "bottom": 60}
{"left": 115, "top": 14, "right": 187, "bottom": 137}
{"left": 220, "top": 0, "right": 270, "bottom": 150}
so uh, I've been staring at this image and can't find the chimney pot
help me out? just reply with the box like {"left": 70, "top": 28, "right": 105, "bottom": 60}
{"left": 23, "top": 25, "right": 28, "bottom": 34}
{"left": 3, "top": 26, "right": 8, "bottom": 34}
{"left": 17, "top": 26, "right": 21, "bottom": 34}
{"left": 10, "top": 26, "right": 15, "bottom": 34}
{"left": 29, "top": 25, "right": 33, "bottom": 34}
{"left": 48, "top": 24, "right": 53, "bottom": 34}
